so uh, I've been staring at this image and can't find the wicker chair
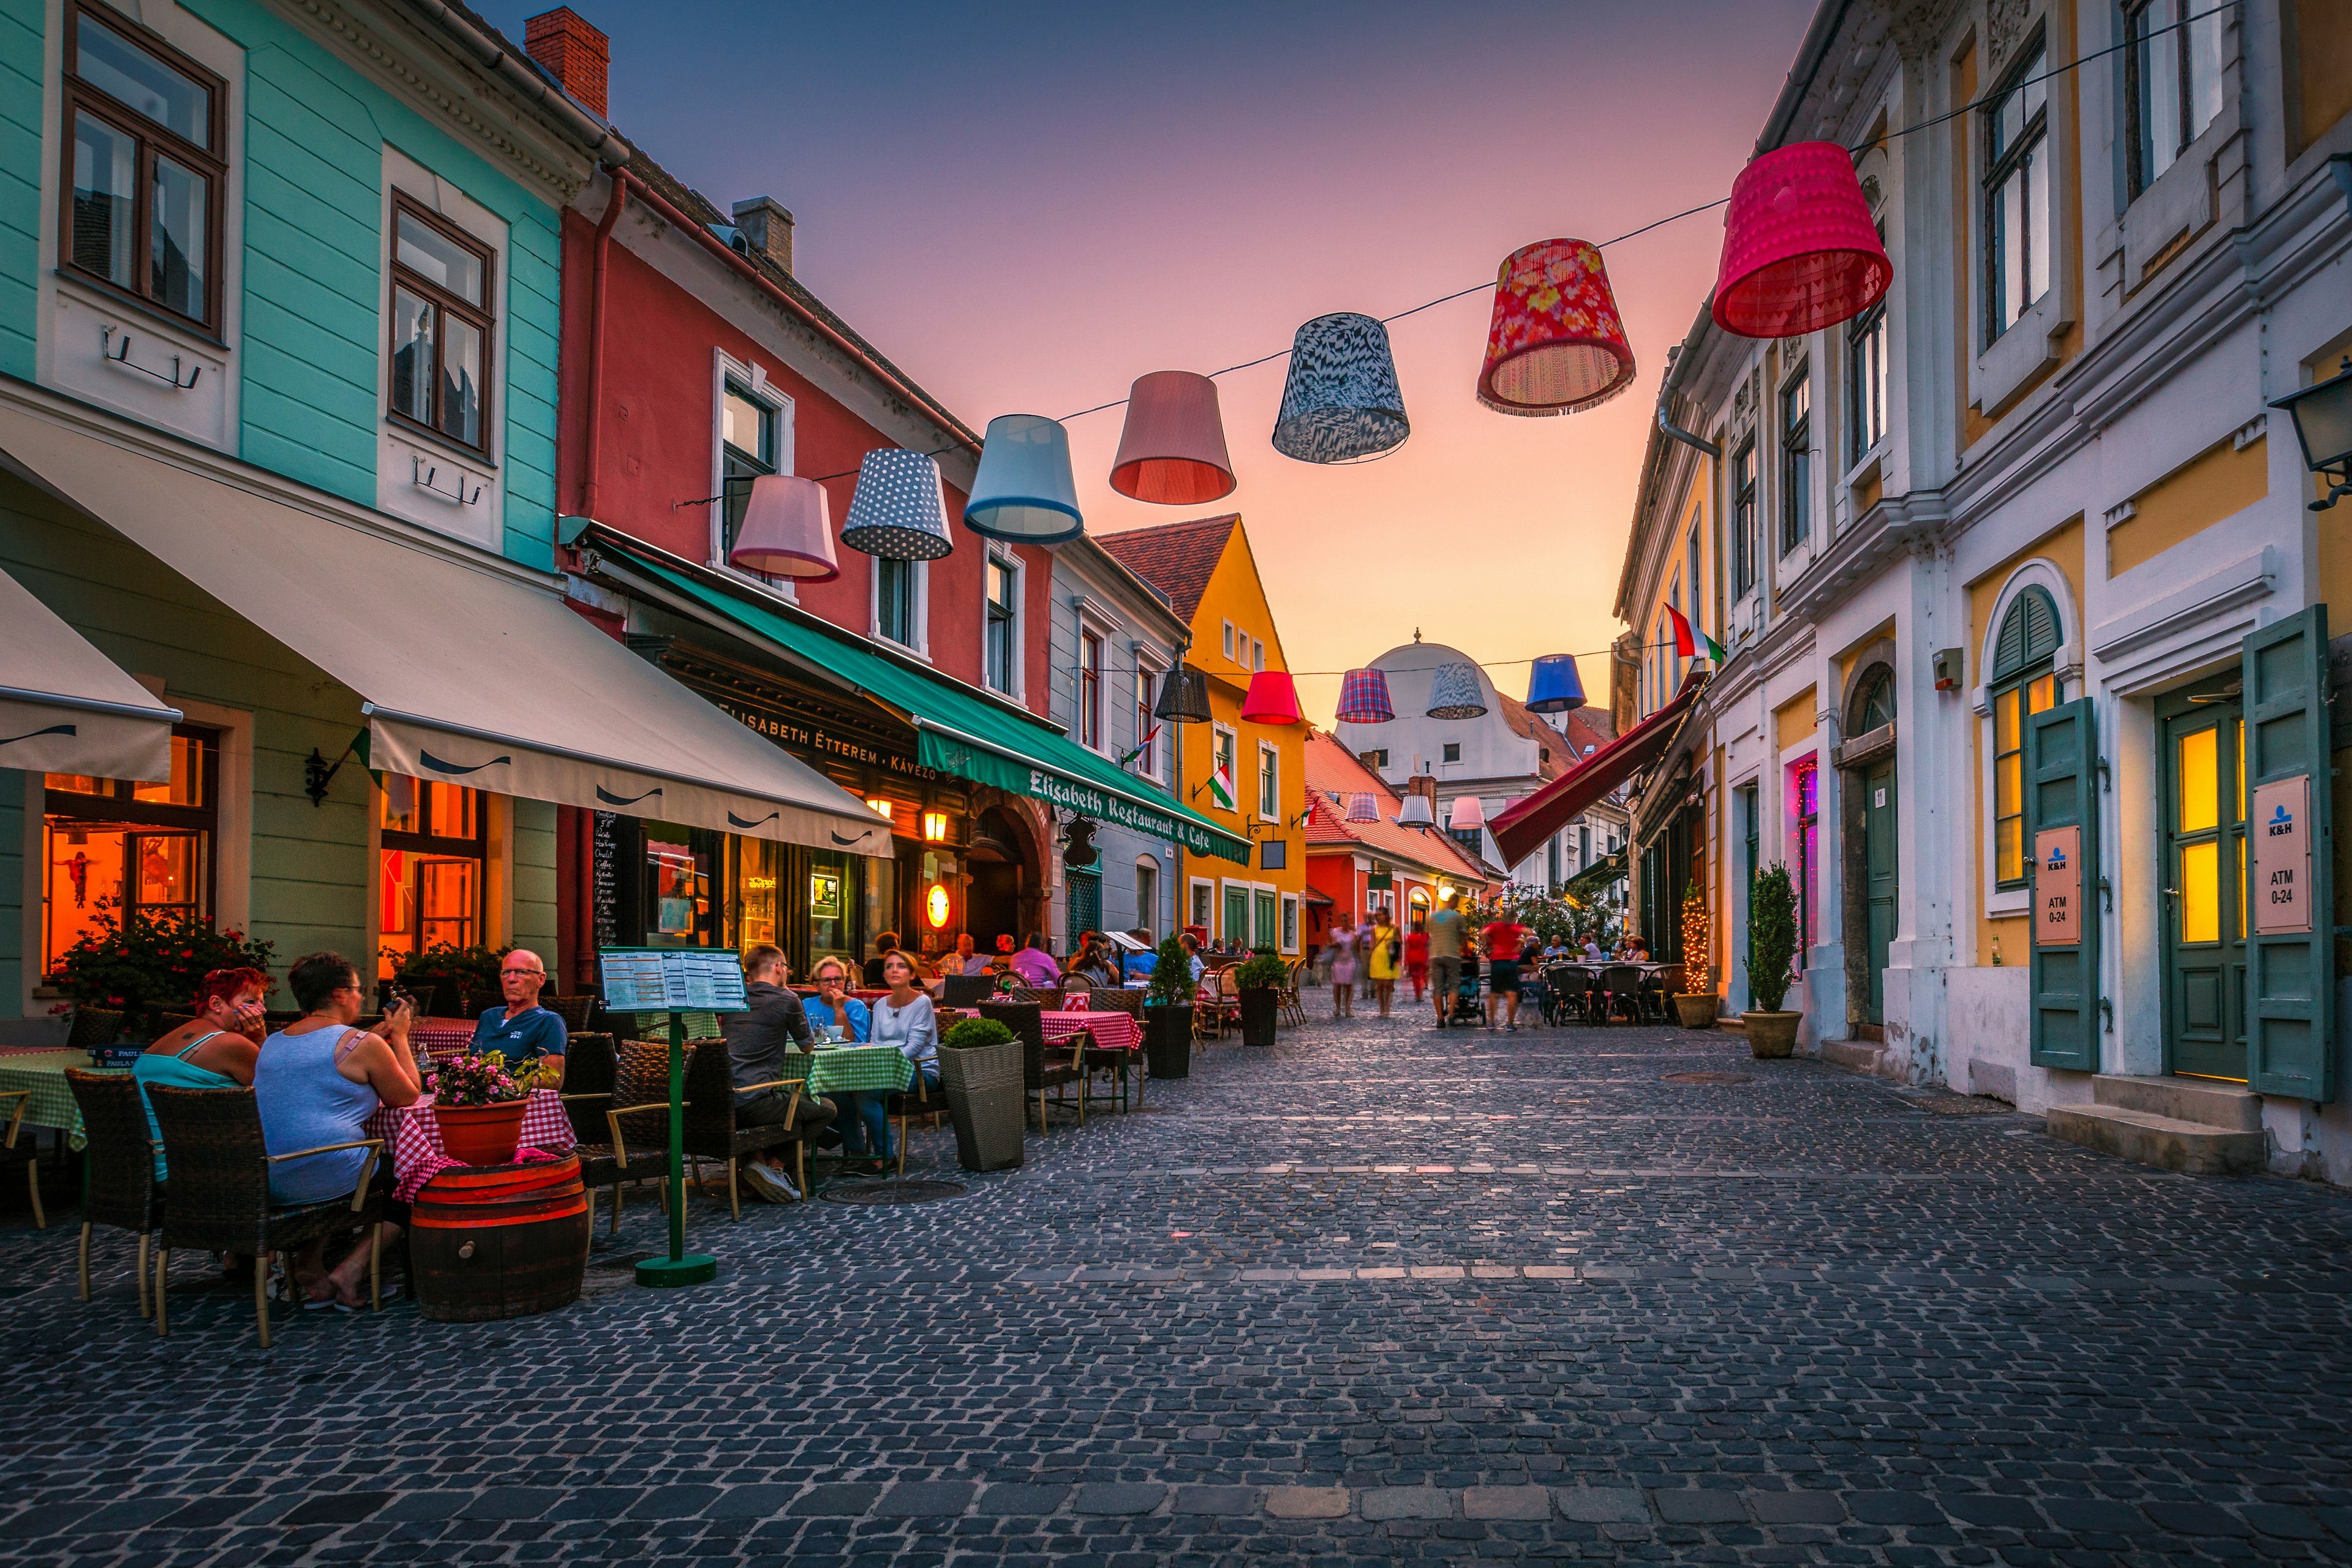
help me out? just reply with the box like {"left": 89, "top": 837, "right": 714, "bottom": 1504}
{"left": 560, "top": 1034, "right": 617, "bottom": 1143}
{"left": 66, "top": 1007, "right": 123, "bottom": 1052}
{"left": 145, "top": 1086, "right": 383, "bottom": 1347}
{"left": 940, "top": 974, "right": 997, "bottom": 1008}
{"left": 884, "top": 1066, "right": 949, "bottom": 1177}
{"left": 1077, "top": 989, "right": 1144, "bottom": 1019}
{"left": 0, "top": 1091, "right": 44, "bottom": 1230}
{"left": 66, "top": 1069, "right": 164, "bottom": 1316}
{"left": 1278, "top": 960, "right": 1306, "bottom": 1028}
{"left": 564, "top": 1039, "right": 674, "bottom": 1235}
{"left": 680, "top": 1034, "right": 805, "bottom": 1218}
{"left": 546, "top": 994, "right": 596, "bottom": 1033}
{"left": 980, "top": 1001, "right": 1085, "bottom": 1131}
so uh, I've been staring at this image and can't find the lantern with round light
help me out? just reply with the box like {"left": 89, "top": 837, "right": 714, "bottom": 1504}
{"left": 2271, "top": 356, "right": 2352, "bottom": 511}
{"left": 925, "top": 884, "right": 952, "bottom": 930}
{"left": 1523, "top": 654, "right": 1587, "bottom": 715}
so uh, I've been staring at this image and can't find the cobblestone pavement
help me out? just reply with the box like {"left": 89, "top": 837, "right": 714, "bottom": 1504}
{"left": 7, "top": 996, "right": 2352, "bottom": 1566}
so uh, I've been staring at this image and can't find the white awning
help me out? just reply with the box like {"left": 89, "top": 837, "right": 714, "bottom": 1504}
{"left": 0, "top": 562, "right": 181, "bottom": 782}
{"left": 0, "top": 400, "right": 891, "bottom": 855}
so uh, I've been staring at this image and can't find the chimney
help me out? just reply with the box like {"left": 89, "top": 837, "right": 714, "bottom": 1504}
{"left": 731, "top": 196, "right": 795, "bottom": 273}
{"left": 524, "top": 7, "right": 609, "bottom": 120}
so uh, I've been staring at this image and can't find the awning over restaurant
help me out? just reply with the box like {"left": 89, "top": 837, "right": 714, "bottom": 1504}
{"left": 0, "top": 402, "right": 891, "bottom": 856}
{"left": 1489, "top": 681, "right": 1700, "bottom": 867}
{"left": 0, "top": 562, "right": 183, "bottom": 782}
{"left": 1560, "top": 849, "right": 1627, "bottom": 903}
{"left": 594, "top": 538, "right": 1254, "bottom": 864}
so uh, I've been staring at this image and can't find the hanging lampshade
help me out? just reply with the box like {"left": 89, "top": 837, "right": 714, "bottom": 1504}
{"left": 964, "top": 413, "right": 1082, "bottom": 543}
{"left": 1396, "top": 793, "right": 1435, "bottom": 827}
{"left": 1272, "top": 312, "right": 1409, "bottom": 464}
{"left": 1240, "top": 670, "right": 1302, "bottom": 725}
{"left": 1425, "top": 662, "right": 1488, "bottom": 720}
{"left": 1523, "top": 654, "right": 1587, "bottom": 714}
{"left": 1153, "top": 662, "right": 1213, "bottom": 724}
{"left": 1449, "top": 795, "right": 1486, "bottom": 831}
{"left": 1333, "top": 667, "right": 1395, "bottom": 725}
{"left": 840, "top": 448, "right": 956, "bottom": 560}
{"left": 727, "top": 474, "right": 840, "bottom": 581}
{"left": 1109, "top": 371, "right": 1237, "bottom": 505}
{"left": 1347, "top": 793, "right": 1378, "bottom": 823}
{"left": 1477, "top": 239, "right": 1636, "bottom": 417}
{"left": 1713, "top": 141, "right": 1892, "bottom": 338}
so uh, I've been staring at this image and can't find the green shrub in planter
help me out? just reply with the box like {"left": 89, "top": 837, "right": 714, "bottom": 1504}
{"left": 1233, "top": 951, "right": 1288, "bottom": 991}
{"left": 1745, "top": 864, "right": 1798, "bottom": 1012}
{"left": 944, "top": 1017, "right": 1017, "bottom": 1050}
{"left": 1145, "top": 937, "right": 1194, "bottom": 1006}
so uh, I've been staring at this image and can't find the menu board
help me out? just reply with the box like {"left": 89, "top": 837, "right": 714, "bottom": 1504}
{"left": 598, "top": 948, "right": 750, "bottom": 1014}
{"left": 590, "top": 812, "right": 620, "bottom": 951}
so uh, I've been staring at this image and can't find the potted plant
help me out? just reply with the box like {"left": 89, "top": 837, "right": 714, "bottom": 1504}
{"left": 428, "top": 1049, "right": 545, "bottom": 1166}
{"left": 48, "top": 899, "right": 275, "bottom": 1041}
{"left": 1233, "top": 948, "right": 1286, "bottom": 1048}
{"left": 1672, "top": 878, "right": 1718, "bottom": 1028}
{"left": 1142, "top": 936, "right": 1194, "bottom": 1079}
{"left": 938, "top": 1017, "right": 1026, "bottom": 1172}
{"left": 1742, "top": 862, "right": 1802, "bottom": 1058}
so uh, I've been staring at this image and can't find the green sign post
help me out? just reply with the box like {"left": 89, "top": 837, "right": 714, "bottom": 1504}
{"left": 597, "top": 948, "right": 750, "bottom": 1287}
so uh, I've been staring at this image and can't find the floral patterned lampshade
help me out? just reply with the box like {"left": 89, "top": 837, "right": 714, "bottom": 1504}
{"left": 965, "top": 413, "right": 1082, "bottom": 543}
{"left": 1523, "top": 654, "right": 1586, "bottom": 714}
{"left": 1240, "top": 670, "right": 1302, "bottom": 725}
{"left": 1477, "top": 239, "right": 1635, "bottom": 417}
{"left": 1272, "top": 312, "right": 1409, "bottom": 464}
{"left": 1334, "top": 667, "right": 1395, "bottom": 725}
{"left": 727, "top": 474, "right": 839, "bottom": 581}
{"left": 840, "top": 448, "right": 956, "bottom": 560}
{"left": 1713, "top": 141, "right": 1891, "bottom": 339}
{"left": 1110, "top": 371, "right": 1237, "bottom": 505}
{"left": 1425, "top": 662, "right": 1488, "bottom": 720}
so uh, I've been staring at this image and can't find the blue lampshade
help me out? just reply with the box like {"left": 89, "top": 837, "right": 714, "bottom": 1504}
{"left": 964, "top": 413, "right": 1082, "bottom": 543}
{"left": 1272, "top": 312, "right": 1409, "bottom": 464}
{"left": 1523, "top": 654, "right": 1586, "bottom": 714}
{"left": 1426, "top": 662, "right": 1487, "bottom": 720}
{"left": 841, "top": 448, "right": 956, "bottom": 560}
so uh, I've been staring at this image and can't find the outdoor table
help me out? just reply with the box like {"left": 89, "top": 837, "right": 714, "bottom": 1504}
{"left": 0, "top": 1047, "right": 106, "bottom": 1148}
{"left": 794, "top": 1044, "right": 914, "bottom": 1099}
{"left": 1044, "top": 1009, "right": 1143, "bottom": 1111}
{"left": 407, "top": 1017, "right": 478, "bottom": 1063}
{"left": 366, "top": 1088, "right": 575, "bottom": 1204}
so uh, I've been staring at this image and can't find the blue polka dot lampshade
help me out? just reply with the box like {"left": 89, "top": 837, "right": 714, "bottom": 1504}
{"left": 1272, "top": 312, "right": 1410, "bottom": 464}
{"left": 1425, "top": 662, "right": 1488, "bottom": 720}
{"left": 841, "top": 448, "right": 956, "bottom": 561}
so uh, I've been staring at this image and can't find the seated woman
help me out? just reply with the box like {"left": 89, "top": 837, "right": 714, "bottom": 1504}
{"left": 835, "top": 951, "right": 940, "bottom": 1174}
{"left": 254, "top": 952, "right": 422, "bottom": 1309}
{"left": 804, "top": 959, "right": 872, "bottom": 1043}
{"left": 136, "top": 967, "right": 269, "bottom": 1180}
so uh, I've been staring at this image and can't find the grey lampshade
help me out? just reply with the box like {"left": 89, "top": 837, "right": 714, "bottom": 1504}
{"left": 1272, "top": 312, "right": 1409, "bottom": 464}
{"left": 1425, "top": 662, "right": 1488, "bottom": 720}
{"left": 1153, "top": 663, "right": 1213, "bottom": 723}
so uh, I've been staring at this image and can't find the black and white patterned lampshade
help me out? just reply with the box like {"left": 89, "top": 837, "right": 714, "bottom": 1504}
{"left": 841, "top": 448, "right": 956, "bottom": 561}
{"left": 1425, "top": 662, "right": 1488, "bottom": 720}
{"left": 1272, "top": 312, "right": 1409, "bottom": 464}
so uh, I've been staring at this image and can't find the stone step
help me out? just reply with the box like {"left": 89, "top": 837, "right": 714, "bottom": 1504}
{"left": 2045, "top": 1103, "right": 2266, "bottom": 1176}
{"left": 1819, "top": 1039, "right": 1884, "bottom": 1073}
{"left": 2090, "top": 1072, "right": 2261, "bottom": 1131}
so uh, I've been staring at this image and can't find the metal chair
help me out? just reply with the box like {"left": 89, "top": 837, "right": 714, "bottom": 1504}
{"left": 981, "top": 1001, "right": 1085, "bottom": 1130}
{"left": 1597, "top": 965, "right": 1644, "bottom": 1025}
{"left": 66, "top": 1069, "right": 162, "bottom": 1316}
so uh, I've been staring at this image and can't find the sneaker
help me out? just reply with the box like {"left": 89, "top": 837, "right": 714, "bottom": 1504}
{"left": 741, "top": 1163, "right": 797, "bottom": 1204}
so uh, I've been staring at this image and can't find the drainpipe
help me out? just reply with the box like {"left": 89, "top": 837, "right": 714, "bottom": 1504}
{"left": 581, "top": 173, "right": 627, "bottom": 520}
{"left": 1657, "top": 399, "right": 1721, "bottom": 459}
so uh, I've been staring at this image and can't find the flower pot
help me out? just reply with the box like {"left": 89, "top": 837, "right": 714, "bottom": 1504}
{"left": 434, "top": 1098, "right": 529, "bottom": 1166}
{"left": 1672, "top": 993, "right": 1719, "bottom": 1030}
{"left": 1144, "top": 1005, "right": 1193, "bottom": 1079}
{"left": 940, "top": 1039, "right": 1026, "bottom": 1172}
{"left": 1239, "top": 987, "right": 1279, "bottom": 1048}
{"left": 1741, "top": 1010, "right": 1801, "bottom": 1059}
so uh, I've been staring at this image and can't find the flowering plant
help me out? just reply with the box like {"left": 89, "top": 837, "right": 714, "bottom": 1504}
{"left": 47, "top": 900, "right": 276, "bottom": 1036}
{"left": 428, "top": 1049, "right": 540, "bottom": 1106}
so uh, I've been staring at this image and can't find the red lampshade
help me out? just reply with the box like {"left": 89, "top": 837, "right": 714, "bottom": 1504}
{"left": 1110, "top": 371, "right": 1238, "bottom": 504}
{"left": 1240, "top": 669, "right": 1302, "bottom": 725}
{"left": 728, "top": 474, "right": 839, "bottom": 581}
{"left": 1712, "top": 141, "right": 1892, "bottom": 338}
{"left": 1477, "top": 239, "right": 1635, "bottom": 417}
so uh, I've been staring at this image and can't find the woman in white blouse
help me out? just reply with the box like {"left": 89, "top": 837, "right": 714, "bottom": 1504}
{"left": 842, "top": 949, "right": 940, "bottom": 1172}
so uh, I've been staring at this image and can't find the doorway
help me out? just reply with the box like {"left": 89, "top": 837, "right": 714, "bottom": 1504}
{"left": 1842, "top": 665, "right": 1897, "bottom": 1027}
{"left": 2158, "top": 680, "right": 2247, "bottom": 1081}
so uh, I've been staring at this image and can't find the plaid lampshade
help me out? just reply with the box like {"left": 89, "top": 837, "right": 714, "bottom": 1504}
{"left": 1477, "top": 239, "right": 1635, "bottom": 417}
{"left": 1347, "top": 793, "right": 1377, "bottom": 822}
{"left": 1333, "top": 667, "right": 1395, "bottom": 725}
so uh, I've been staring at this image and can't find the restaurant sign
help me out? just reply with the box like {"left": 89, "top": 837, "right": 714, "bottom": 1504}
{"left": 916, "top": 730, "right": 1251, "bottom": 862}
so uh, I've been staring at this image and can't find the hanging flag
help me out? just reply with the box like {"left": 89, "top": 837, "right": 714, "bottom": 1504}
{"left": 1209, "top": 750, "right": 1236, "bottom": 811}
{"left": 1666, "top": 603, "right": 1728, "bottom": 663}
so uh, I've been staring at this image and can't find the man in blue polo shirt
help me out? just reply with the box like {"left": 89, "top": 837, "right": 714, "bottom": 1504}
{"left": 472, "top": 949, "right": 567, "bottom": 1072}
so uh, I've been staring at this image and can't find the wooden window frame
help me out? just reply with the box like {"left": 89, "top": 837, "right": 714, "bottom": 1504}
{"left": 386, "top": 193, "right": 497, "bottom": 459}
{"left": 1780, "top": 367, "right": 1812, "bottom": 555}
{"left": 1981, "top": 37, "right": 2049, "bottom": 346}
{"left": 58, "top": 0, "right": 228, "bottom": 333}
{"left": 42, "top": 725, "right": 221, "bottom": 976}
{"left": 1989, "top": 588, "right": 2064, "bottom": 889}
{"left": 379, "top": 781, "right": 489, "bottom": 960}
{"left": 984, "top": 555, "right": 1018, "bottom": 696}
{"left": 718, "top": 378, "right": 778, "bottom": 562}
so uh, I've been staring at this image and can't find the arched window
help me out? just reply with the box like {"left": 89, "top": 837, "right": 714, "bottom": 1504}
{"left": 1989, "top": 586, "right": 2064, "bottom": 888}
{"left": 1850, "top": 666, "right": 1895, "bottom": 734}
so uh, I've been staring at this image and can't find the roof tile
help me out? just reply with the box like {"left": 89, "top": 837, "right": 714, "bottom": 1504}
{"left": 1095, "top": 516, "right": 1238, "bottom": 624}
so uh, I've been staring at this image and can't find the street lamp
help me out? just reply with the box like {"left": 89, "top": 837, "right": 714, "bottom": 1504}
{"left": 2270, "top": 355, "right": 2352, "bottom": 511}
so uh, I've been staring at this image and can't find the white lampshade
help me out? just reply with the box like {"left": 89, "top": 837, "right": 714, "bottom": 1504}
{"left": 728, "top": 474, "right": 840, "bottom": 580}
{"left": 1396, "top": 794, "right": 1434, "bottom": 827}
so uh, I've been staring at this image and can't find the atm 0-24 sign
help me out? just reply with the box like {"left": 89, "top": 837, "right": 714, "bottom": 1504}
{"left": 2251, "top": 774, "right": 2313, "bottom": 937}
{"left": 2034, "top": 825, "right": 2081, "bottom": 947}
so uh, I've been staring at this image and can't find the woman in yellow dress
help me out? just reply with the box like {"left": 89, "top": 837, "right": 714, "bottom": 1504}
{"left": 1366, "top": 908, "right": 1401, "bottom": 1017}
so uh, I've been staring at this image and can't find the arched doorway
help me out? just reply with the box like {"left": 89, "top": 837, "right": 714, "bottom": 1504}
{"left": 1841, "top": 662, "right": 1898, "bottom": 1026}
{"left": 967, "top": 805, "right": 1038, "bottom": 954}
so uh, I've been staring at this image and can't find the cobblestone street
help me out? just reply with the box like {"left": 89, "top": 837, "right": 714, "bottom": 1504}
{"left": 8, "top": 998, "right": 2352, "bottom": 1566}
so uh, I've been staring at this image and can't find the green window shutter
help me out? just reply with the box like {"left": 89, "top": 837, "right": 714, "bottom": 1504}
{"left": 1994, "top": 586, "right": 2062, "bottom": 682}
{"left": 2027, "top": 696, "right": 2100, "bottom": 1071}
{"left": 2242, "top": 605, "right": 2335, "bottom": 1102}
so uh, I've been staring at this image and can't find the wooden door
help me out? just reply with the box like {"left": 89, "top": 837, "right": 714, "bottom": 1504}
{"left": 1862, "top": 758, "right": 1897, "bottom": 1025}
{"left": 2160, "top": 690, "right": 2246, "bottom": 1081}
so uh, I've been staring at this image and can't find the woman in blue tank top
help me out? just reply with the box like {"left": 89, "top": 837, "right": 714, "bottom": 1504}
{"left": 135, "top": 967, "right": 268, "bottom": 1181}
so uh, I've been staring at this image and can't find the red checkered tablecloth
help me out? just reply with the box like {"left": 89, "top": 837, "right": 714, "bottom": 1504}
{"left": 1041, "top": 1011, "right": 1140, "bottom": 1054}
{"left": 406, "top": 1018, "right": 479, "bottom": 1064}
{"left": 366, "top": 1088, "right": 575, "bottom": 1203}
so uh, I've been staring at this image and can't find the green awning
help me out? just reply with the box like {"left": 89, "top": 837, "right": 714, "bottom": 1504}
{"left": 616, "top": 551, "right": 1252, "bottom": 864}
{"left": 1562, "top": 850, "right": 1626, "bottom": 902}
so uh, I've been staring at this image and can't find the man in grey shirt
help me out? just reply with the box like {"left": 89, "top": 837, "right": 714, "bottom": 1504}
{"left": 1425, "top": 891, "right": 1468, "bottom": 1028}
{"left": 720, "top": 945, "right": 835, "bottom": 1200}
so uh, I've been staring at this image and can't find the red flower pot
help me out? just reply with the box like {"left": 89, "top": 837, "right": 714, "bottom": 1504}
{"left": 435, "top": 1098, "right": 527, "bottom": 1167}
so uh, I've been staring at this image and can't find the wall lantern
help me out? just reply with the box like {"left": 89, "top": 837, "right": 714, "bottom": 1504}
{"left": 2270, "top": 356, "right": 2352, "bottom": 511}
{"left": 865, "top": 796, "right": 893, "bottom": 821}
{"left": 921, "top": 811, "right": 951, "bottom": 843}
{"left": 925, "top": 884, "right": 952, "bottom": 929}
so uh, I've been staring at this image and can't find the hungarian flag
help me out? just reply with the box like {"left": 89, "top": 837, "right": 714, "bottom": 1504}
{"left": 1208, "top": 750, "right": 1236, "bottom": 811}
{"left": 1666, "top": 603, "right": 1727, "bottom": 663}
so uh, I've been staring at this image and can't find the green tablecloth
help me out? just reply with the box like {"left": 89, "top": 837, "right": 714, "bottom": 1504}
{"left": 0, "top": 1049, "right": 123, "bottom": 1150}
{"left": 792, "top": 1046, "right": 914, "bottom": 1098}
{"left": 633, "top": 1011, "right": 722, "bottom": 1040}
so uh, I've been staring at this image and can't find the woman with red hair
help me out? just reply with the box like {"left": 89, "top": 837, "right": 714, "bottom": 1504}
{"left": 134, "top": 967, "right": 270, "bottom": 1180}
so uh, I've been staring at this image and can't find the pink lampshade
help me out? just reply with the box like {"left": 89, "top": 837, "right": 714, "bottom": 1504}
{"left": 727, "top": 474, "right": 840, "bottom": 581}
{"left": 1109, "top": 371, "right": 1238, "bottom": 505}
{"left": 1240, "top": 669, "right": 1302, "bottom": 725}
{"left": 1449, "top": 796, "right": 1485, "bottom": 831}
{"left": 1712, "top": 141, "right": 1892, "bottom": 338}
{"left": 1477, "top": 239, "right": 1635, "bottom": 417}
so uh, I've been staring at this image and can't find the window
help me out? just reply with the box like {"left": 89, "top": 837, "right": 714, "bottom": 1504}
{"left": 1189, "top": 879, "right": 1213, "bottom": 930}
{"left": 984, "top": 556, "right": 1017, "bottom": 694}
{"left": 876, "top": 557, "right": 917, "bottom": 647}
{"left": 1547, "top": 837, "right": 1561, "bottom": 886}
{"left": 1686, "top": 524, "right": 1703, "bottom": 638}
{"left": 61, "top": 2, "right": 224, "bottom": 328}
{"left": 1254, "top": 888, "right": 1279, "bottom": 949}
{"left": 720, "top": 382, "right": 777, "bottom": 562}
{"left": 1079, "top": 629, "right": 1103, "bottom": 750}
{"left": 389, "top": 198, "right": 495, "bottom": 454}
{"left": 1251, "top": 638, "right": 1265, "bottom": 673}
{"left": 2127, "top": 0, "right": 2224, "bottom": 197}
{"left": 1990, "top": 586, "right": 2064, "bottom": 887}
{"left": 42, "top": 727, "right": 217, "bottom": 978}
{"left": 1134, "top": 664, "right": 1160, "bottom": 778}
{"left": 1983, "top": 42, "right": 2051, "bottom": 342}
{"left": 1451, "top": 826, "right": 1482, "bottom": 859}
{"left": 378, "top": 780, "right": 487, "bottom": 978}
{"left": 1134, "top": 859, "right": 1158, "bottom": 941}
{"left": 1281, "top": 892, "right": 1299, "bottom": 952}
{"left": 1849, "top": 303, "right": 1888, "bottom": 462}
{"left": 1732, "top": 440, "right": 1757, "bottom": 595}
{"left": 1257, "top": 743, "right": 1278, "bottom": 819}
{"left": 1780, "top": 369, "right": 1811, "bottom": 554}
{"left": 1221, "top": 620, "right": 1235, "bottom": 660}
{"left": 1579, "top": 825, "right": 1592, "bottom": 867}
{"left": 1442, "top": 742, "right": 1461, "bottom": 764}
{"left": 1794, "top": 756, "right": 1819, "bottom": 968}
{"left": 1366, "top": 748, "right": 1389, "bottom": 770}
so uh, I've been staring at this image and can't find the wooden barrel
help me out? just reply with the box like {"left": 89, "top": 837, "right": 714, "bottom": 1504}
{"left": 409, "top": 1155, "right": 590, "bottom": 1322}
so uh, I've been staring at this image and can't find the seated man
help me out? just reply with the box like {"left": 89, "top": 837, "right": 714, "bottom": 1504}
{"left": 1179, "top": 932, "right": 1205, "bottom": 987}
{"left": 804, "top": 958, "right": 872, "bottom": 1043}
{"left": 1009, "top": 932, "right": 1061, "bottom": 989}
{"left": 945, "top": 932, "right": 991, "bottom": 977}
{"left": 471, "top": 949, "right": 566, "bottom": 1078}
{"left": 719, "top": 945, "right": 835, "bottom": 1203}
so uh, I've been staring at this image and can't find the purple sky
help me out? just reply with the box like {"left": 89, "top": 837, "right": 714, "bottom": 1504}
{"left": 483, "top": 1, "right": 1817, "bottom": 721}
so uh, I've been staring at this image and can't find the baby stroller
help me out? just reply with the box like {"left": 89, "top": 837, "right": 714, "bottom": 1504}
{"left": 1447, "top": 955, "right": 1485, "bottom": 1025}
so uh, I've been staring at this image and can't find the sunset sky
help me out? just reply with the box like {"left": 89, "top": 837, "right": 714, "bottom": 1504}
{"left": 481, "top": 0, "right": 1818, "bottom": 722}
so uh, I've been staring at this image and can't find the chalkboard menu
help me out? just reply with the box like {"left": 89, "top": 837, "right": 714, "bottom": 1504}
{"left": 592, "top": 811, "right": 620, "bottom": 951}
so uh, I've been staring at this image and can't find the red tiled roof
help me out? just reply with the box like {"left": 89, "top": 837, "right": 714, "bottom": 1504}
{"left": 1300, "top": 730, "right": 1491, "bottom": 885}
{"left": 1095, "top": 515, "right": 1238, "bottom": 624}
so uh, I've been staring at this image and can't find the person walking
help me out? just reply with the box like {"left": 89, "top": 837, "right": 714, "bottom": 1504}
{"left": 1366, "top": 908, "right": 1400, "bottom": 1017}
{"left": 1425, "top": 891, "right": 1467, "bottom": 1028}
{"left": 1328, "top": 916, "right": 1359, "bottom": 1018}
{"left": 1482, "top": 909, "right": 1529, "bottom": 1031}
{"left": 1404, "top": 916, "right": 1430, "bottom": 1003}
